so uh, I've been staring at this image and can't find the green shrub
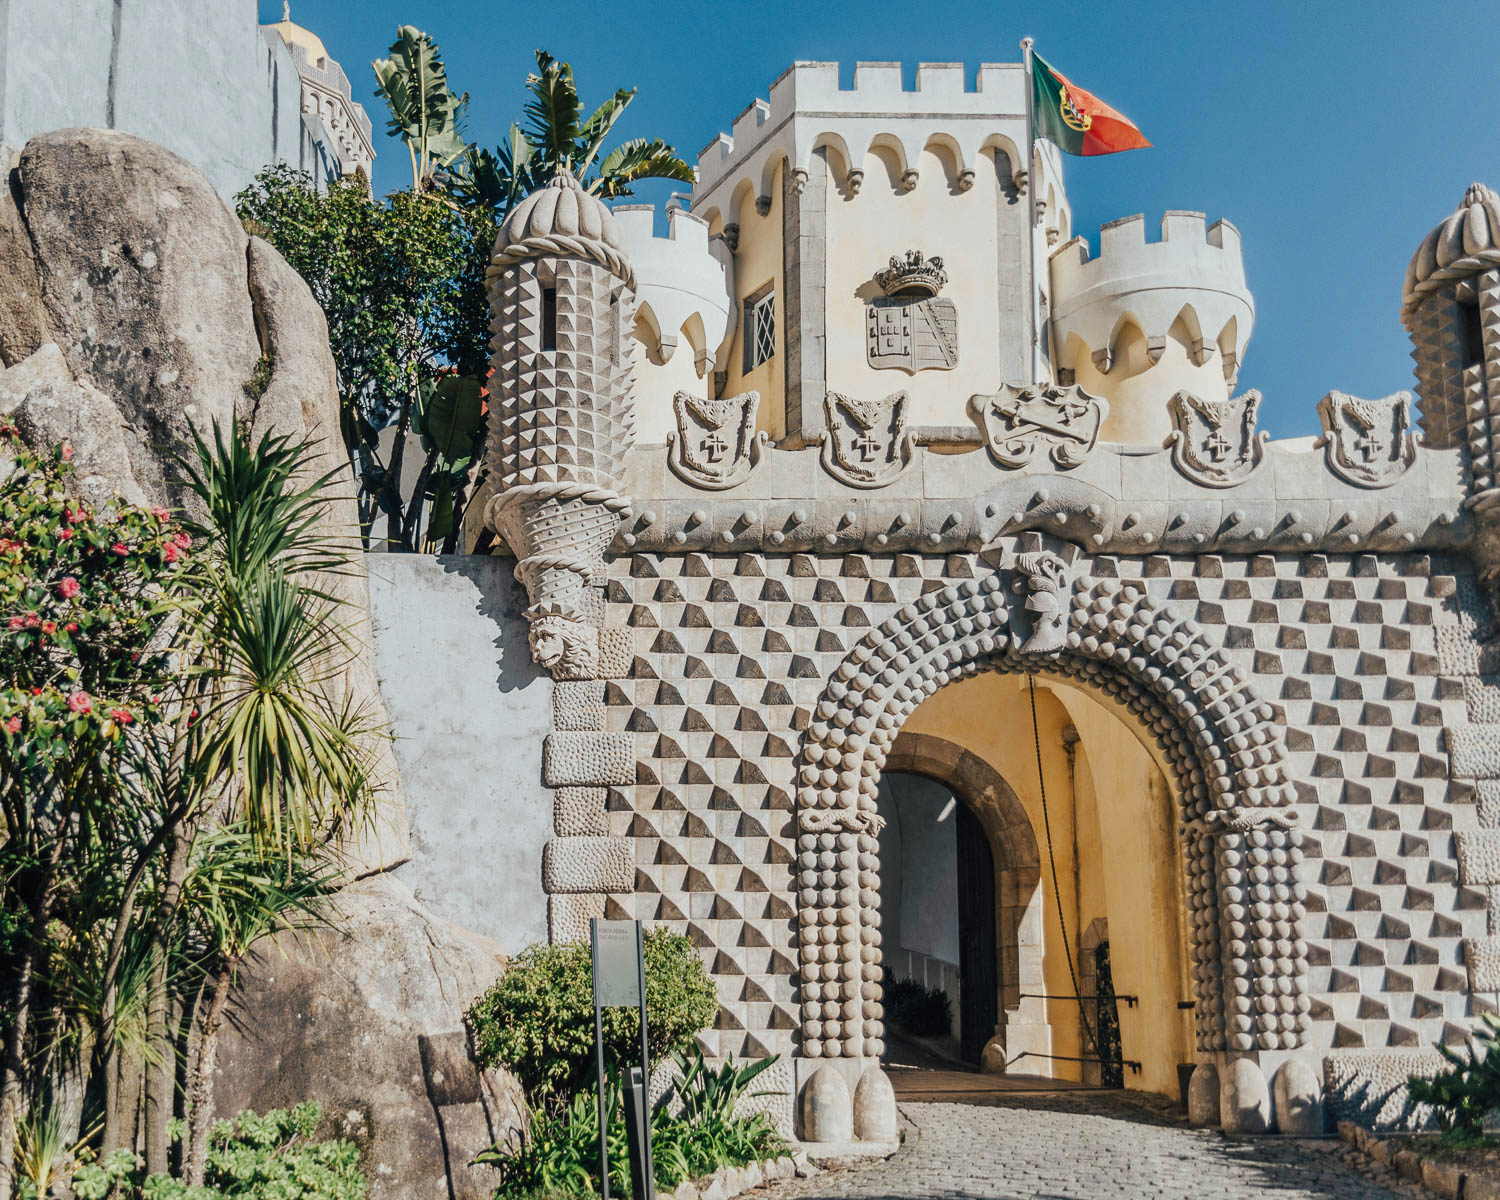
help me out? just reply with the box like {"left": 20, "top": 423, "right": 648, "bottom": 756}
{"left": 467, "top": 929, "right": 718, "bottom": 1100}
{"left": 883, "top": 976, "right": 952, "bottom": 1039}
{"left": 66, "top": 1104, "right": 366, "bottom": 1200}
{"left": 1409, "top": 1013, "right": 1500, "bottom": 1138}
{"left": 478, "top": 1051, "right": 783, "bottom": 1198}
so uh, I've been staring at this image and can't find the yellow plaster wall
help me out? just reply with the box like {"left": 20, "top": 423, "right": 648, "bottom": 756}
{"left": 1049, "top": 684, "right": 1194, "bottom": 1098}
{"left": 720, "top": 164, "right": 786, "bottom": 442}
{"left": 900, "top": 672, "right": 1190, "bottom": 1097}
{"left": 823, "top": 147, "right": 1012, "bottom": 429}
{"left": 901, "top": 674, "right": 1083, "bottom": 1079}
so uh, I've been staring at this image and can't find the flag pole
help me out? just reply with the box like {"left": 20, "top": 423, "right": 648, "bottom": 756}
{"left": 1020, "top": 36, "right": 1042, "bottom": 384}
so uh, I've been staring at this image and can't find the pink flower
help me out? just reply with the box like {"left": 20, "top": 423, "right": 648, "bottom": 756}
{"left": 66, "top": 690, "right": 91, "bottom": 714}
{"left": 4, "top": 717, "right": 19, "bottom": 734}
{"left": 6, "top": 616, "right": 20, "bottom": 630}
{"left": 64, "top": 622, "right": 77, "bottom": 632}
{"left": 111, "top": 542, "right": 128, "bottom": 556}
{"left": 172, "top": 531, "right": 192, "bottom": 550}
{"left": 40, "top": 621, "right": 55, "bottom": 635}
{"left": 58, "top": 576, "right": 80, "bottom": 599}
{"left": 65, "top": 508, "right": 87, "bottom": 525}
{"left": 163, "top": 542, "right": 179, "bottom": 563}
{"left": 151, "top": 507, "right": 170, "bottom": 521}
{"left": 58, "top": 528, "right": 72, "bottom": 540}
{"left": 109, "top": 707, "right": 133, "bottom": 725}
{"left": 60, "top": 442, "right": 73, "bottom": 461}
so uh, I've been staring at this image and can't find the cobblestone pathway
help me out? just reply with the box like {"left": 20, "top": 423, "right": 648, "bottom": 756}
{"left": 767, "top": 1093, "right": 1420, "bottom": 1200}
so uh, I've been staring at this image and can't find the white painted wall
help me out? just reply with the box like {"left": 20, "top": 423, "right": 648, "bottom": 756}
{"left": 366, "top": 554, "right": 554, "bottom": 951}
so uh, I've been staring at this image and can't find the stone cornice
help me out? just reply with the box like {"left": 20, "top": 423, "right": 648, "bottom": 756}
{"left": 610, "top": 439, "right": 1469, "bottom": 557}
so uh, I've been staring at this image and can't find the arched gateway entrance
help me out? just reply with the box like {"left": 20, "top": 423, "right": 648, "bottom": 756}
{"left": 793, "top": 539, "right": 1312, "bottom": 1124}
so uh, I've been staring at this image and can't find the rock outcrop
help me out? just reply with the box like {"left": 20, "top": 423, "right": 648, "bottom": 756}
{"left": 213, "top": 874, "right": 521, "bottom": 1200}
{"left": 0, "top": 127, "right": 511, "bottom": 1197}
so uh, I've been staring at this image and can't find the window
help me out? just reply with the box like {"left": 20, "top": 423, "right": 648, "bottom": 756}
{"left": 1460, "top": 300, "right": 1484, "bottom": 370}
{"left": 743, "top": 288, "right": 776, "bottom": 372}
{"left": 541, "top": 286, "right": 557, "bottom": 352}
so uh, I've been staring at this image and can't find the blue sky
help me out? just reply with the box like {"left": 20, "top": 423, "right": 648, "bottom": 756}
{"left": 264, "top": 0, "right": 1499, "bottom": 437}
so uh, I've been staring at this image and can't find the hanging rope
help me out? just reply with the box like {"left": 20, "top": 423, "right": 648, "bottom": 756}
{"left": 1027, "top": 672, "right": 1100, "bottom": 1058}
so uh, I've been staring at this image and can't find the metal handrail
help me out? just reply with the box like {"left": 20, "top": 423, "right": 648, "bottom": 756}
{"left": 1017, "top": 992, "right": 1139, "bottom": 1009}
{"left": 1005, "top": 1049, "right": 1142, "bottom": 1075}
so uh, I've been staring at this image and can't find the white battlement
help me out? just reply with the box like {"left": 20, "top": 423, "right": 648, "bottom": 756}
{"left": 613, "top": 204, "right": 734, "bottom": 369}
{"left": 692, "top": 60, "right": 1034, "bottom": 217}
{"left": 1050, "top": 211, "right": 1254, "bottom": 375}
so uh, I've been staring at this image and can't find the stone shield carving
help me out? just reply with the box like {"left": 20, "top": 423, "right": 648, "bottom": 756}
{"left": 819, "top": 390, "right": 915, "bottom": 488}
{"left": 667, "top": 389, "right": 767, "bottom": 490}
{"left": 866, "top": 297, "right": 958, "bottom": 373}
{"left": 969, "top": 383, "right": 1108, "bottom": 470}
{"left": 1315, "top": 390, "right": 1419, "bottom": 488}
{"left": 1166, "top": 389, "right": 1269, "bottom": 488}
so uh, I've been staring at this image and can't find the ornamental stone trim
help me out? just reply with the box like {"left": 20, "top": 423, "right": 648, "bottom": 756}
{"left": 542, "top": 732, "right": 636, "bottom": 787}
{"left": 1455, "top": 830, "right": 1500, "bottom": 885}
{"left": 542, "top": 836, "right": 635, "bottom": 894}
{"left": 1465, "top": 937, "right": 1500, "bottom": 991}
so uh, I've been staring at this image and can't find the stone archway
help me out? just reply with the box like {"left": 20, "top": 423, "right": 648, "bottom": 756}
{"left": 883, "top": 733, "right": 1049, "bottom": 1069}
{"left": 793, "top": 538, "right": 1309, "bottom": 1085}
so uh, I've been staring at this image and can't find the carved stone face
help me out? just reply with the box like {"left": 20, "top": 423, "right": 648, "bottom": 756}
{"left": 527, "top": 613, "right": 597, "bottom": 680}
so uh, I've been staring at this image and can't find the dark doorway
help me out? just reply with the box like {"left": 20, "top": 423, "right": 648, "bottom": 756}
{"left": 955, "top": 802, "right": 998, "bottom": 1064}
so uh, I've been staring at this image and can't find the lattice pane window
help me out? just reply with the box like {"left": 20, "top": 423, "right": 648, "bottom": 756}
{"left": 744, "top": 288, "right": 776, "bottom": 371}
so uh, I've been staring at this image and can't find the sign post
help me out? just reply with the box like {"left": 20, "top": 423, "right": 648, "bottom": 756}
{"left": 591, "top": 919, "right": 654, "bottom": 1200}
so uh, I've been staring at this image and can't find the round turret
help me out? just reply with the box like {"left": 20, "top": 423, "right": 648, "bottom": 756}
{"left": 491, "top": 168, "right": 634, "bottom": 288}
{"left": 1400, "top": 183, "right": 1499, "bottom": 459}
{"left": 1403, "top": 182, "right": 1500, "bottom": 315}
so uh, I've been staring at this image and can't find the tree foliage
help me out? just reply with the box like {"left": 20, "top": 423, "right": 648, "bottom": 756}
{"left": 372, "top": 26, "right": 469, "bottom": 192}
{"left": 0, "top": 424, "right": 381, "bottom": 1197}
{"left": 235, "top": 167, "right": 493, "bottom": 550}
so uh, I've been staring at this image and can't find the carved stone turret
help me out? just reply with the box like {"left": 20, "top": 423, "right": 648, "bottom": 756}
{"left": 1403, "top": 183, "right": 1500, "bottom": 590}
{"left": 483, "top": 169, "right": 637, "bottom": 676}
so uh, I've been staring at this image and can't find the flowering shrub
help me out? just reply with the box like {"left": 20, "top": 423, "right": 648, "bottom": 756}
{"left": 0, "top": 422, "right": 191, "bottom": 783}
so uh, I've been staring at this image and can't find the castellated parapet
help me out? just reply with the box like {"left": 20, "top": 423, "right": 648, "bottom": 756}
{"left": 691, "top": 60, "right": 1066, "bottom": 237}
{"left": 1050, "top": 212, "right": 1255, "bottom": 445}
{"left": 612, "top": 207, "right": 735, "bottom": 408}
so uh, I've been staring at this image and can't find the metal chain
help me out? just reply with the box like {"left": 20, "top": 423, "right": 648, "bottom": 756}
{"left": 1027, "top": 672, "right": 1100, "bottom": 1058}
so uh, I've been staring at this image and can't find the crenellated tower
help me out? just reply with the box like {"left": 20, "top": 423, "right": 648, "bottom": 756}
{"left": 1049, "top": 211, "right": 1255, "bottom": 445}
{"left": 484, "top": 169, "right": 637, "bottom": 677}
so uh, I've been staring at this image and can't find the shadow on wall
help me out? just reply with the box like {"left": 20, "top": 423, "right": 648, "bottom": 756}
{"left": 441, "top": 553, "right": 544, "bottom": 696}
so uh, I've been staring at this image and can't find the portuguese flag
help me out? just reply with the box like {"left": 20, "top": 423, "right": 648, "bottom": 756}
{"left": 1030, "top": 50, "right": 1150, "bottom": 157}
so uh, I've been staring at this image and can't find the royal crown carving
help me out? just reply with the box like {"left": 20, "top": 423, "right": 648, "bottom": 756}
{"left": 667, "top": 389, "right": 767, "bottom": 490}
{"left": 875, "top": 250, "right": 948, "bottom": 298}
{"left": 867, "top": 251, "right": 958, "bottom": 374}
{"left": 1315, "top": 389, "right": 1419, "bottom": 488}
{"left": 819, "top": 390, "right": 915, "bottom": 488}
{"left": 1166, "top": 389, "right": 1269, "bottom": 488}
{"left": 969, "top": 382, "right": 1107, "bottom": 470}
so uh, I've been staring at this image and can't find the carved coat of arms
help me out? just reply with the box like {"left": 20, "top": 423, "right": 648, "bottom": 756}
{"left": 1315, "top": 390, "right": 1419, "bottom": 488}
{"left": 667, "top": 389, "right": 767, "bottom": 490}
{"left": 819, "top": 390, "right": 915, "bottom": 488}
{"left": 866, "top": 251, "right": 958, "bottom": 374}
{"left": 1165, "top": 389, "right": 1268, "bottom": 488}
{"left": 968, "top": 382, "right": 1108, "bottom": 470}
